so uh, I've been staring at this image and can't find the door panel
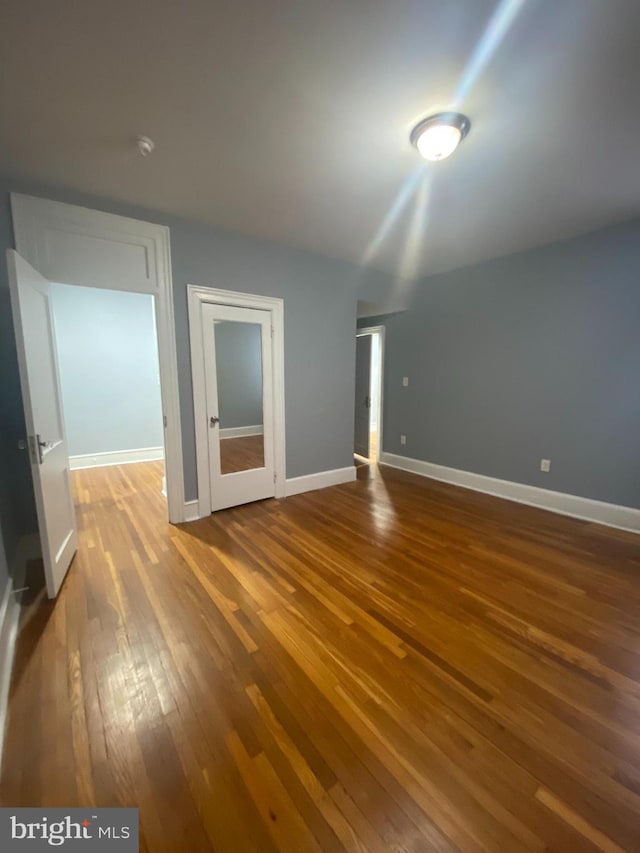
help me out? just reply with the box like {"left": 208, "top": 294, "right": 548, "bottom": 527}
{"left": 7, "top": 250, "right": 77, "bottom": 598}
{"left": 202, "top": 304, "right": 275, "bottom": 511}
{"left": 354, "top": 334, "right": 372, "bottom": 458}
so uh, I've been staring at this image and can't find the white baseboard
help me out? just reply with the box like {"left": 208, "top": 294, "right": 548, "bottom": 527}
{"left": 380, "top": 452, "right": 640, "bottom": 534}
{"left": 69, "top": 446, "right": 165, "bottom": 470}
{"left": 285, "top": 466, "right": 356, "bottom": 497}
{"left": 183, "top": 499, "right": 201, "bottom": 522}
{"left": 181, "top": 466, "right": 357, "bottom": 519}
{"left": 0, "top": 533, "right": 41, "bottom": 773}
{"left": 219, "top": 425, "right": 264, "bottom": 439}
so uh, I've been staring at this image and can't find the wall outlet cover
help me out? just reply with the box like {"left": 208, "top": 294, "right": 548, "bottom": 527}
{"left": 402, "top": 377, "right": 409, "bottom": 387}
{"left": 540, "top": 458, "right": 551, "bottom": 472}
{"left": 400, "top": 435, "right": 407, "bottom": 445}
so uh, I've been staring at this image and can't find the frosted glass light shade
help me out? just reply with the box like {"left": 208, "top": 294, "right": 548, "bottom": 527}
{"left": 410, "top": 113, "right": 471, "bottom": 162}
{"left": 415, "top": 124, "right": 462, "bottom": 161}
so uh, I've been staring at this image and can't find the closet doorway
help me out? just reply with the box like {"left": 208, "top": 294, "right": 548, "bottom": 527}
{"left": 354, "top": 326, "right": 384, "bottom": 464}
{"left": 188, "top": 287, "right": 286, "bottom": 515}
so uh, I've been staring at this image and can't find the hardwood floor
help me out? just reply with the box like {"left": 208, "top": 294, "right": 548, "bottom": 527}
{"left": 2, "top": 461, "right": 640, "bottom": 852}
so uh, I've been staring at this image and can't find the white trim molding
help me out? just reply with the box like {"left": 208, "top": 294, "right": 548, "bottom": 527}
{"left": 183, "top": 500, "right": 201, "bottom": 523}
{"left": 286, "top": 466, "right": 356, "bottom": 497}
{"left": 0, "top": 533, "right": 41, "bottom": 772}
{"left": 219, "top": 425, "right": 264, "bottom": 440}
{"left": 380, "top": 452, "right": 640, "bottom": 534}
{"left": 69, "top": 447, "right": 165, "bottom": 470}
{"left": 10, "top": 193, "right": 185, "bottom": 523}
{"left": 188, "top": 285, "right": 286, "bottom": 518}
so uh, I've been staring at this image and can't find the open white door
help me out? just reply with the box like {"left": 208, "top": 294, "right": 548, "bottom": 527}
{"left": 7, "top": 250, "right": 77, "bottom": 598}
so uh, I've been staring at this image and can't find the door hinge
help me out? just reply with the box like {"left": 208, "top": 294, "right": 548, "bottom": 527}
{"left": 271, "top": 325, "right": 274, "bottom": 339}
{"left": 163, "top": 415, "right": 167, "bottom": 428}
{"left": 273, "top": 472, "right": 277, "bottom": 483}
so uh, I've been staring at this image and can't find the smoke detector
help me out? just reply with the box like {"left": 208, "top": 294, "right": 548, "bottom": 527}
{"left": 136, "top": 136, "right": 155, "bottom": 157}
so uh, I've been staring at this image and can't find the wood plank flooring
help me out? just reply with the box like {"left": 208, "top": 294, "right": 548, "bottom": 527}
{"left": 2, "top": 461, "right": 640, "bottom": 852}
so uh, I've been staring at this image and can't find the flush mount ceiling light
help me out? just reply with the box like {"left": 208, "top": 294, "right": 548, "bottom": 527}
{"left": 410, "top": 112, "right": 471, "bottom": 162}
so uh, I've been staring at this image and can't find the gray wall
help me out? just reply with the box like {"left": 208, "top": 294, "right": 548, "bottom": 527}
{"left": 215, "top": 321, "right": 263, "bottom": 430}
{"left": 0, "top": 177, "right": 397, "bottom": 597}
{"left": 169, "top": 215, "right": 370, "bottom": 496}
{"left": 380, "top": 219, "right": 640, "bottom": 509}
{"left": 51, "top": 284, "right": 164, "bottom": 456}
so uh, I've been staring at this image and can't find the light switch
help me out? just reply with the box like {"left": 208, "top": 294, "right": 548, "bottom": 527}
{"left": 402, "top": 377, "right": 409, "bottom": 387}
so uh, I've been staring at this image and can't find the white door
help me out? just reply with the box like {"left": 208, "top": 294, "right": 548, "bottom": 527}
{"left": 7, "top": 250, "right": 77, "bottom": 598}
{"left": 202, "top": 303, "right": 275, "bottom": 511}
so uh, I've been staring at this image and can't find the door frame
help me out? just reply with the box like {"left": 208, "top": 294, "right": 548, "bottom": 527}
{"left": 10, "top": 193, "right": 185, "bottom": 523}
{"left": 356, "top": 325, "right": 385, "bottom": 461}
{"left": 188, "top": 285, "right": 286, "bottom": 517}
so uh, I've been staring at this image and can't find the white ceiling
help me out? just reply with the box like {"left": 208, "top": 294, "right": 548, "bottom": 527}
{"left": 2, "top": 0, "right": 640, "bottom": 280}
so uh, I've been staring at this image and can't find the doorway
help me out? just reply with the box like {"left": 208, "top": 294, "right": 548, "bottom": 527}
{"left": 51, "top": 284, "right": 165, "bottom": 478}
{"left": 10, "top": 193, "right": 184, "bottom": 527}
{"left": 188, "top": 286, "right": 286, "bottom": 516}
{"left": 354, "top": 326, "right": 384, "bottom": 465}
{"left": 8, "top": 253, "right": 170, "bottom": 598}
{"left": 9, "top": 194, "right": 184, "bottom": 599}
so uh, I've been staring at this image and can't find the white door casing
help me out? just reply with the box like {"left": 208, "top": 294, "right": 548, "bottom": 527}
{"left": 203, "top": 304, "right": 275, "bottom": 511}
{"left": 7, "top": 250, "right": 77, "bottom": 598}
{"left": 10, "top": 193, "right": 185, "bottom": 522}
{"left": 188, "top": 286, "right": 286, "bottom": 517}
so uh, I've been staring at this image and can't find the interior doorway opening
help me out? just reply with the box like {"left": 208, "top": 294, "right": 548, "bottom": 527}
{"left": 354, "top": 326, "right": 384, "bottom": 465}
{"left": 10, "top": 194, "right": 184, "bottom": 599}
{"left": 188, "top": 286, "right": 286, "bottom": 517}
{"left": 50, "top": 283, "right": 167, "bottom": 503}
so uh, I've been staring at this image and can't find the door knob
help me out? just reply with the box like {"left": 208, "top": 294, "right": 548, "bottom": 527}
{"left": 29, "top": 434, "right": 48, "bottom": 464}
{"left": 209, "top": 416, "right": 220, "bottom": 427}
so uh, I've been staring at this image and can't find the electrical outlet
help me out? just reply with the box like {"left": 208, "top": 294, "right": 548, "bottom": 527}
{"left": 540, "top": 458, "right": 551, "bottom": 473}
{"left": 400, "top": 435, "right": 407, "bottom": 445}
{"left": 402, "top": 377, "right": 409, "bottom": 387}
